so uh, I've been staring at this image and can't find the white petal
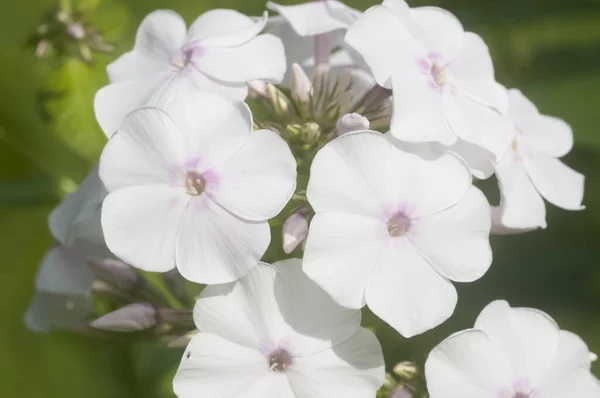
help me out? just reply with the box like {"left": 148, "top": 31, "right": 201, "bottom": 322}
{"left": 24, "top": 291, "right": 93, "bottom": 333}
{"left": 447, "top": 139, "right": 496, "bottom": 179}
{"left": 507, "top": 89, "right": 541, "bottom": 134}
{"left": 187, "top": 10, "right": 267, "bottom": 47}
{"left": 541, "top": 330, "right": 593, "bottom": 390}
{"left": 410, "top": 187, "right": 492, "bottom": 283}
{"left": 523, "top": 151, "right": 584, "bottom": 211}
{"left": 267, "top": 1, "right": 354, "bottom": 36}
{"left": 35, "top": 243, "right": 97, "bottom": 294}
{"left": 451, "top": 32, "right": 507, "bottom": 112}
{"left": 303, "top": 213, "right": 386, "bottom": 309}
{"left": 99, "top": 107, "right": 186, "bottom": 191}
{"left": 173, "top": 333, "right": 270, "bottom": 398}
{"left": 365, "top": 240, "right": 458, "bottom": 337}
{"left": 389, "top": 73, "right": 456, "bottom": 146}
{"left": 495, "top": 151, "right": 547, "bottom": 229}
{"left": 106, "top": 51, "right": 167, "bottom": 83}
{"left": 175, "top": 196, "right": 270, "bottom": 284}
{"left": 274, "top": 259, "right": 362, "bottom": 356}
{"left": 101, "top": 186, "right": 187, "bottom": 272}
{"left": 165, "top": 92, "right": 252, "bottom": 173}
{"left": 425, "top": 329, "right": 513, "bottom": 398}
{"left": 133, "top": 10, "right": 186, "bottom": 61}
{"left": 490, "top": 206, "right": 536, "bottom": 235}
{"left": 193, "top": 263, "right": 283, "bottom": 351}
{"left": 288, "top": 328, "right": 385, "bottom": 397}
{"left": 547, "top": 369, "right": 600, "bottom": 398}
{"left": 410, "top": 6, "right": 464, "bottom": 61}
{"left": 188, "top": 70, "right": 249, "bottom": 100}
{"left": 474, "top": 300, "right": 561, "bottom": 385}
{"left": 197, "top": 34, "right": 286, "bottom": 83}
{"left": 209, "top": 130, "right": 296, "bottom": 221}
{"left": 521, "top": 115, "right": 574, "bottom": 158}
{"left": 345, "top": 5, "right": 426, "bottom": 87}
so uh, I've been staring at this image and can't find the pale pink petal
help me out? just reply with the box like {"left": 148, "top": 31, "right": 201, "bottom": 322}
{"left": 410, "top": 6, "right": 464, "bottom": 61}
{"left": 521, "top": 115, "right": 574, "bottom": 158}
{"left": 507, "top": 89, "right": 540, "bottom": 133}
{"left": 187, "top": 10, "right": 267, "bottom": 47}
{"left": 133, "top": 10, "right": 187, "bottom": 61}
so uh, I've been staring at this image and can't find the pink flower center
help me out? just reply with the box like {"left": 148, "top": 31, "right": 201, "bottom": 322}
{"left": 184, "top": 172, "right": 206, "bottom": 196}
{"left": 171, "top": 44, "right": 203, "bottom": 70}
{"left": 268, "top": 349, "right": 292, "bottom": 372}
{"left": 513, "top": 393, "right": 531, "bottom": 398}
{"left": 387, "top": 212, "right": 412, "bottom": 237}
{"left": 431, "top": 62, "right": 449, "bottom": 87}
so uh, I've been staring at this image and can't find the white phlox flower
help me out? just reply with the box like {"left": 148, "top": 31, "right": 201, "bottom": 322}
{"left": 303, "top": 130, "right": 492, "bottom": 337}
{"left": 425, "top": 300, "right": 600, "bottom": 398}
{"left": 173, "top": 259, "right": 385, "bottom": 398}
{"left": 494, "top": 89, "right": 584, "bottom": 230}
{"left": 99, "top": 92, "right": 297, "bottom": 284}
{"left": 94, "top": 8, "right": 286, "bottom": 137}
{"left": 345, "top": 0, "right": 513, "bottom": 167}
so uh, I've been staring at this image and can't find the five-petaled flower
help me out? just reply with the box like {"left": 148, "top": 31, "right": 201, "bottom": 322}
{"left": 99, "top": 92, "right": 297, "bottom": 284}
{"left": 173, "top": 259, "right": 385, "bottom": 398}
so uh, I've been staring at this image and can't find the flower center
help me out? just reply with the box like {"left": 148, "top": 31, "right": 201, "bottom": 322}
{"left": 171, "top": 45, "right": 202, "bottom": 70}
{"left": 431, "top": 62, "right": 449, "bottom": 87}
{"left": 185, "top": 172, "right": 205, "bottom": 196}
{"left": 387, "top": 212, "right": 412, "bottom": 237}
{"left": 268, "top": 349, "right": 292, "bottom": 372}
{"left": 513, "top": 393, "right": 530, "bottom": 398}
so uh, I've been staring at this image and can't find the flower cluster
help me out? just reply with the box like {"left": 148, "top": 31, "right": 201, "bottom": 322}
{"left": 26, "top": 1, "right": 597, "bottom": 397}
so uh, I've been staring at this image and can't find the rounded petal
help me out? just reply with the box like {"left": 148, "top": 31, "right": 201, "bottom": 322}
{"left": 425, "top": 329, "right": 514, "bottom": 398}
{"left": 267, "top": 1, "right": 354, "bottom": 36}
{"left": 209, "top": 129, "right": 297, "bottom": 221}
{"left": 523, "top": 152, "right": 585, "bottom": 211}
{"left": 410, "top": 187, "right": 492, "bottom": 283}
{"left": 345, "top": 5, "right": 426, "bottom": 87}
{"left": 101, "top": 186, "right": 188, "bottom": 272}
{"left": 521, "top": 115, "right": 574, "bottom": 158}
{"left": 447, "top": 139, "right": 496, "bottom": 179}
{"left": 307, "top": 131, "right": 393, "bottom": 218}
{"left": 133, "top": 10, "right": 186, "bottom": 61}
{"left": 507, "top": 89, "right": 542, "bottom": 135}
{"left": 193, "top": 263, "right": 283, "bottom": 351}
{"left": 175, "top": 197, "right": 270, "bottom": 284}
{"left": 173, "top": 333, "right": 270, "bottom": 398}
{"left": 274, "top": 259, "right": 362, "bottom": 356}
{"left": 24, "top": 291, "right": 93, "bottom": 333}
{"left": 451, "top": 32, "right": 508, "bottom": 112}
{"left": 187, "top": 10, "right": 267, "bottom": 47}
{"left": 410, "top": 6, "right": 464, "bottom": 60}
{"left": 35, "top": 243, "right": 97, "bottom": 294}
{"left": 474, "top": 300, "right": 561, "bottom": 385}
{"left": 106, "top": 51, "right": 167, "bottom": 83}
{"left": 303, "top": 213, "right": 386, "bottom": 309}
{"left": 197, "top": 34, "right": 286, "bottom": 83}
{"left": 99, "top": 107, "right": 186, "bottom": 191}
{"left": 490, "top": 206, "right": 536, "bottom": 235}
{"left": 188, "top": 70, "right": 249, "bottom": 100}
{"left": 288, "top": 328, "right": 385, "bottom": 397}
{"left": 389, "top": 73, "right": 456, "bottom": 146}
{"left": 365, "top": 241, "right": 458, "bottom": 337}
{"left": 165, "top": 92, "right": 252, "bottom": 173}
{"left": 543, "top": 331, "right": 594, "bottom": 386}
{"left": 547, "top": 369, "right": 600, "bottom": 398}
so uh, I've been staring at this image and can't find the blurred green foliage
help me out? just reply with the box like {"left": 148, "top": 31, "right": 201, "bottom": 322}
{"left": 1, "top": 0, "right": 599, "bottom": 396}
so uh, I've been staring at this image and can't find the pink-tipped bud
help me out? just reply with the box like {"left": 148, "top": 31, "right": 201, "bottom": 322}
{"left": 90, "top": 303, "right": 156, "bottom": 332}
{"left": 282, "top": 213, "right": 309, "bottom": 254}
{"left": 389, "top": 387, "right": 413, "bottom": 398}
{"left": 336, "top": 113, "right": 370, "bottom": 136}
{"left": 88, "top": 258, "right": 141, "bottom": 292}
{"left": 291, "top": 63, "right": 312, "bottom": 103}
{"left": 248, "top": 80, "right": 268, "bottom": 98}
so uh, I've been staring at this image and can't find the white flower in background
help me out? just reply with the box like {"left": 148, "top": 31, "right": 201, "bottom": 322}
{"left": 99, "top": 92, "right": 297, "bottom": 284}
{"left": 94, "top": 9, "right": 286, "bottom": 137}
{"left": 345, "top": 0, "right": 512, "bottom": 164}
{"left": 495, "top": 89, "right": 584, "bottom": 230}
{"left": 173, "top": 259, "right": 384, "bottom": 397}
{"left": 425, "top": 300, "right": 600, "bottom": 397}
{"left": 303, "top": 131, "right": 492, "bottom": 337}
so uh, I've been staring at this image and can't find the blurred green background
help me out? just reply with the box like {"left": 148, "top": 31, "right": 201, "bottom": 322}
{"left": 1, "top": 0, "right": 599, "bottom": 396}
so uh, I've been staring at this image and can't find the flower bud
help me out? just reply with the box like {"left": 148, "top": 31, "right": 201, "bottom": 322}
{"left": 88, "top": 257, "right": 141, "bottom": 292}
{"left": 282, "top": 213, "right": 309, "bottom": 254}
{"left": 248, "top": 80, "right": 268, "bottom": 98}
{"left": 336, "top": 113, "right": 370, "bottom": 136}
{"left": 389, "top": 387, "right": 413, "bottom": 398}
{"left": 90, "top": 303, "right": 157, "bottom": 332}
{"left": 291, "top": 63, "right": 312, "bottom": 103}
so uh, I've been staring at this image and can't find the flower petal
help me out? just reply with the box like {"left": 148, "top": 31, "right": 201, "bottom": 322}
{"left": 267, "top": 1, "right": 355, "bottom": 36}
{"left": 188, "top": 70, "right": 249, "bottom": 100}
{"left": 447, "top": 139, "right": 496, "bottom": 179}
{"left": 303, "top": 213, "right": 386, "bottom": 309}
{"left": 208, "top": 129, "right": 296, "bottom": 221}
{"left": 35, "top": 243, "right": 97, "bottom": 294}
{"left": 474, "top": 300, "right": 561, "bottom": 385}
{"left": 410, "top": 187, "right": 492, "bottom": 283}
{"left": 365, "top": 240, "right": 458, "bottom": 337}
{"left": 546, "top": 369, "right": 600, "bottom": 398}
{"left": 521, "top": 115, "right": 574, "bottom": 158}
{"left": 495, "top": 151, "right": 547, "bottom": 229}
{"left": 410, "top": 6, "right": 464, "bottom": 61}
{"left": 99, "top": 107, "right": 186, "bottom": 191}
{"left": 165, "top": 92, "right": 252, "bottom": 173}
{"left": 106, "top": 51, "right": 167, "bottom": 83}
{"left": 307, "top": 131, "right": 392, "bottom": 218}
{"left": 187, "top": 10, "right": 267, "bottom": 47}
{"left": 345, "top": 5, "right": 426, "bottom": 87}
{"left": 288, "top": 328, "right": 385, "bottom": 397}
{"left": 133, "top": 10, "right": 187, "bottom": 61}
{"left": 425, "top": 329, "right": 513, "bottom": 397}
{"left": 196, "top": 34, "right": 286, "bottom": 83}
{"left": 173, "top": 333, "right": 270, "bottom": 398}
{"left": 490, "top": 206, "right": 536, "bottom": 235}
{"left": 101, "top": 185, "right": 187, "bottom": 272}
{"left": 451, "top": 32, "right": 507, "bottom": 112}
{"left": 542, "top": 331, "right": 594, "bottom": 387}
{"left": 523, "top": 152, "right": 584, "bottom": 211}
{"left": 24, "top": 291, "right": 93, "bottom": 333}
{"left": 175, "top": 197, "right": 270, "bottom": 284}
{"left": 193, "top": 263, "right": 283, "bottom": 351}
